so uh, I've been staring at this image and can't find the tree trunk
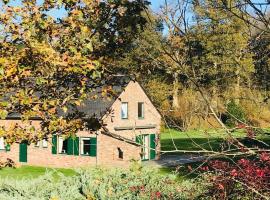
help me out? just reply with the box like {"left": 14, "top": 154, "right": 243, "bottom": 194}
{"left": 235, "top": 68, "right": 240, "bottom": 104}
{"left": 211, "top": 85, "right": 218, "bottom": 110}
{"left": 172, "top": 72, "right": 180, "bottom": 109}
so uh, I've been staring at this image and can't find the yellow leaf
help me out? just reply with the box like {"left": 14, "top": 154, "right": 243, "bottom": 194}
{"left": 63, "top": 106, "right": 68, "bottom": 113}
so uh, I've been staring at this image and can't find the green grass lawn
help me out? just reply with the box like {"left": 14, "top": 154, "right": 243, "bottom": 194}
{"left": 1, "top": 128, "right": 269, "bottom": 180}
{"left": 0, "top": 165, "right": 76, "bottom": 180}
{"left": 161, "top": 128, "right": 270, "bottom": 152}
{"left": 160, "top": 128, "right": 270, "bottom": 180}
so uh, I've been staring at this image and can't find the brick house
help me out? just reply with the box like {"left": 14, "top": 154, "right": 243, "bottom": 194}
{"left": 0, "top": 78, "right": 161, "bottom": 168}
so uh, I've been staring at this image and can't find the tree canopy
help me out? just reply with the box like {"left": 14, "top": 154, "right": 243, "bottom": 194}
{"left": 0, "top": 0, "right": 150, "bottom": 143}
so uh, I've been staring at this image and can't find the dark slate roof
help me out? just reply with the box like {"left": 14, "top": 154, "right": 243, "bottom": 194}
{"left": 6, "top": 75, "right": 133, "bottom": 120}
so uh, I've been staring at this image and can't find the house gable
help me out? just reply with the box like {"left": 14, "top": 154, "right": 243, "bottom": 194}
{"left": 102, "top": 80, "right": 161, "bottom": 138}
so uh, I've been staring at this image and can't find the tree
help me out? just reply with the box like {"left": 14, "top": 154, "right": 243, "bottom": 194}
{"left": 219, "top": 0, "right": 270, "bottom": 34}
{"left": 0, "top": 0, "right": 149, "bottom": 144}
{"left": 105, "top": 11, "right": 165, "bottom": 79}
{"left": 191, "top": 0, "right": 254, "bottom": 105}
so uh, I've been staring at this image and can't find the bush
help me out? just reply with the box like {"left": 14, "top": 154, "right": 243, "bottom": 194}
{"left": 224, "top": 100, "right": 247, "bottom": 127}
{"left": 0, "top": 164, "right": 206, "bottom": 200}
{"left": 199, "top": 154, "right": 270, "bottom": 199}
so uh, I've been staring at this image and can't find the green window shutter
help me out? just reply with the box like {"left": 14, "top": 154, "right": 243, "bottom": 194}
{"left": 67, "top": 137, "right": 74, "bottom": 155}
{"left": 89, "top": 137, "right": 97, "bottom": 157}
{"left": 5, "top": 144, "right": 10, "bottom": 152}
{"left": 136, "top": 135, "right": 143, "bottom": 160}
{"left": 74, "top": 137, "right": 79, "bottom": 156}
{"left": 52, "top": 135, "right": 57, "bottom": 154}
{"left": 19, "top": 142, "right": 27, "bottom": 163}
{"left": 136, "top": 135, "right": 143, "bottom": 145}
{"left": 150, "top": 134, "right": 156, "bottom": 160}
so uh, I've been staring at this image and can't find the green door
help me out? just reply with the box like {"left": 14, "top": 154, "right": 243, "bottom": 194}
{"left": 19, "top": 142, "right": 28, "bottom": 163}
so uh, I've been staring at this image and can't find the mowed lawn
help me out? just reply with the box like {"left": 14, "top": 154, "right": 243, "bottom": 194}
{"left": 0, "top": 129, "right": 269, "bottom": 180}
{"left": 0, "top": 165, "right": 76, "bottom": 179}
{"left": 161, "top": 128, "right": 270, "bottom": 153}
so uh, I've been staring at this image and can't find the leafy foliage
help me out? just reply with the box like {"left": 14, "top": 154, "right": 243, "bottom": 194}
{"left": 200, "top": 154, "right": 270, "bottom": 199}
{"left": 224, "top": 100, "right": 247, "bottom": 127}
{"left": 0, "top": 158, "right": 16, "bottom": 169}
{"left": 0, "top": 165, "right": 206, "bottom": 200}
{"left": 0, "top": 0, "right": 149, "bottom": 143}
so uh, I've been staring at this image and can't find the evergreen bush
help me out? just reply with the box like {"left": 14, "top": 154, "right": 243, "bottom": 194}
{"left": 0, "top": 165, "right": 205, "bottom": 200}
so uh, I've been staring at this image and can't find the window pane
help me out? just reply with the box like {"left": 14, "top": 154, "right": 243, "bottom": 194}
{"left": 138, "top": 102, "right": 144, "bottom": 118}
{"left": 121, "top": 102, "right": 128, "bottom": 119}
{"left": 62, "top": 139, "right": 68, "bottom": 154}
{"left": 80, "top": 138, "right": 91, "bottom": 155}
{"left": 58, "top": 137, "right": 68, "bottom": 154}
{"left": 83, "top": 140, "right": 90, "bottom": 155}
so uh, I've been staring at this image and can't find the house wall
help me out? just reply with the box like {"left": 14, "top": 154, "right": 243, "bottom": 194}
{"left": 0, "top": 81, "right": 162, "bottom": 168}
{"left": 0, "top": 121, "right": 141, "bottom": 168}
{"left": 102, "top": 81, "right": 162, "bottom": 158}
{"left": 97, "top": 132, "right": 141, "bottom": 167}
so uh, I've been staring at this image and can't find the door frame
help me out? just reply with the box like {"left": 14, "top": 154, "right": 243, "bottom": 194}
{"left": 142, "top": 134, "right": 150, "bottom": 161}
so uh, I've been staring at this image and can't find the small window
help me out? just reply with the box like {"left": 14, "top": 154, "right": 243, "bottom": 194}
{"left": 121, "top": 102, "right": 128, "bottom": 119}
{"left": 138, "top": 102, "right": 144, "bottom": 119}
{"left": 80, "top": 138, "right": 91, "bottom": 155}
{"left": 42, "top": 139, "right": 48, "bottom": 148}
{"left": 117, "top": 147, "right": 123, "bottom": 159}
{"left": 58, "top": 137, "right": 68, "bottom": 154}
{"left": 0, "top": 137, "right": 5, "bottom": 150}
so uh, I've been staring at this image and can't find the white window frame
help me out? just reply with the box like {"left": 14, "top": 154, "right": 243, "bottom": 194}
{"left": 121, "top": 102, "right": 128, "bottom": 119}
{"left": 80, "top": 137, "right": 91, "bottom": 155}
{"left": 0, "top": 137, "right": 5, "bottom": 150}
{"left": 58, "top": 136, "right": 67, "bottom": 154}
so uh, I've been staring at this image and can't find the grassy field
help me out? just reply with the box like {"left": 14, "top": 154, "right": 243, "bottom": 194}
{"left": 0, "top": 165, "right": 76, "bottom": 179}
{"left": 0, "top": 128, "right": 269, "bottom": 180}
{"left": 160, "top": 128, "right": 270, "bottom": 180}
{"left": 161, "top": 128, "right": 270, "bottom": 152}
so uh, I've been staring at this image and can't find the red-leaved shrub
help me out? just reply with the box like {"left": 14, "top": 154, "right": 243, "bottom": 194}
{"left": 200, "top": 153, "right": 270, "bottom": 199}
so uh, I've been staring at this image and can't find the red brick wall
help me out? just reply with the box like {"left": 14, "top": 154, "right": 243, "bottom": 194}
{"left": 102, "top": 81, "right": 161, "bottom": 158}
{"left": 0, "top": 130, "right": 142, "bottom": 168}
{"left": 0, "top": 81, "right": 161, "bottom": 168}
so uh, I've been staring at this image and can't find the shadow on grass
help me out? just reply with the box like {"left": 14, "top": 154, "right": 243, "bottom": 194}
{"left": 161, "top": 138, "right": 224, "bottom": 153}
{"left": 159, "top": 161, "right": 203, "bottom": 181}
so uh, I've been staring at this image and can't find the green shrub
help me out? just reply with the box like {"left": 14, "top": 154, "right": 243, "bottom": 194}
{"left": 225, "top": 100, "right": 247, "bottom": 127}
{"left": 0, "top": 165, "right": 206, "bottom": 200}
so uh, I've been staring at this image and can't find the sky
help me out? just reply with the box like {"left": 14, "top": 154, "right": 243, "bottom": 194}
{"left": 150, "top": 0, "right": 164, "bottom": 11}
{"left": 1, "top": 0, "right": 165, "bottom": 19}
{"left": 1, "top": 0, "right": 268, "bottom": 19}
{"left": 45, "top": 0, "right": 165, "bottom": 19}
{"left": 48, "top": 0, "right": 166, "bottom": 18}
